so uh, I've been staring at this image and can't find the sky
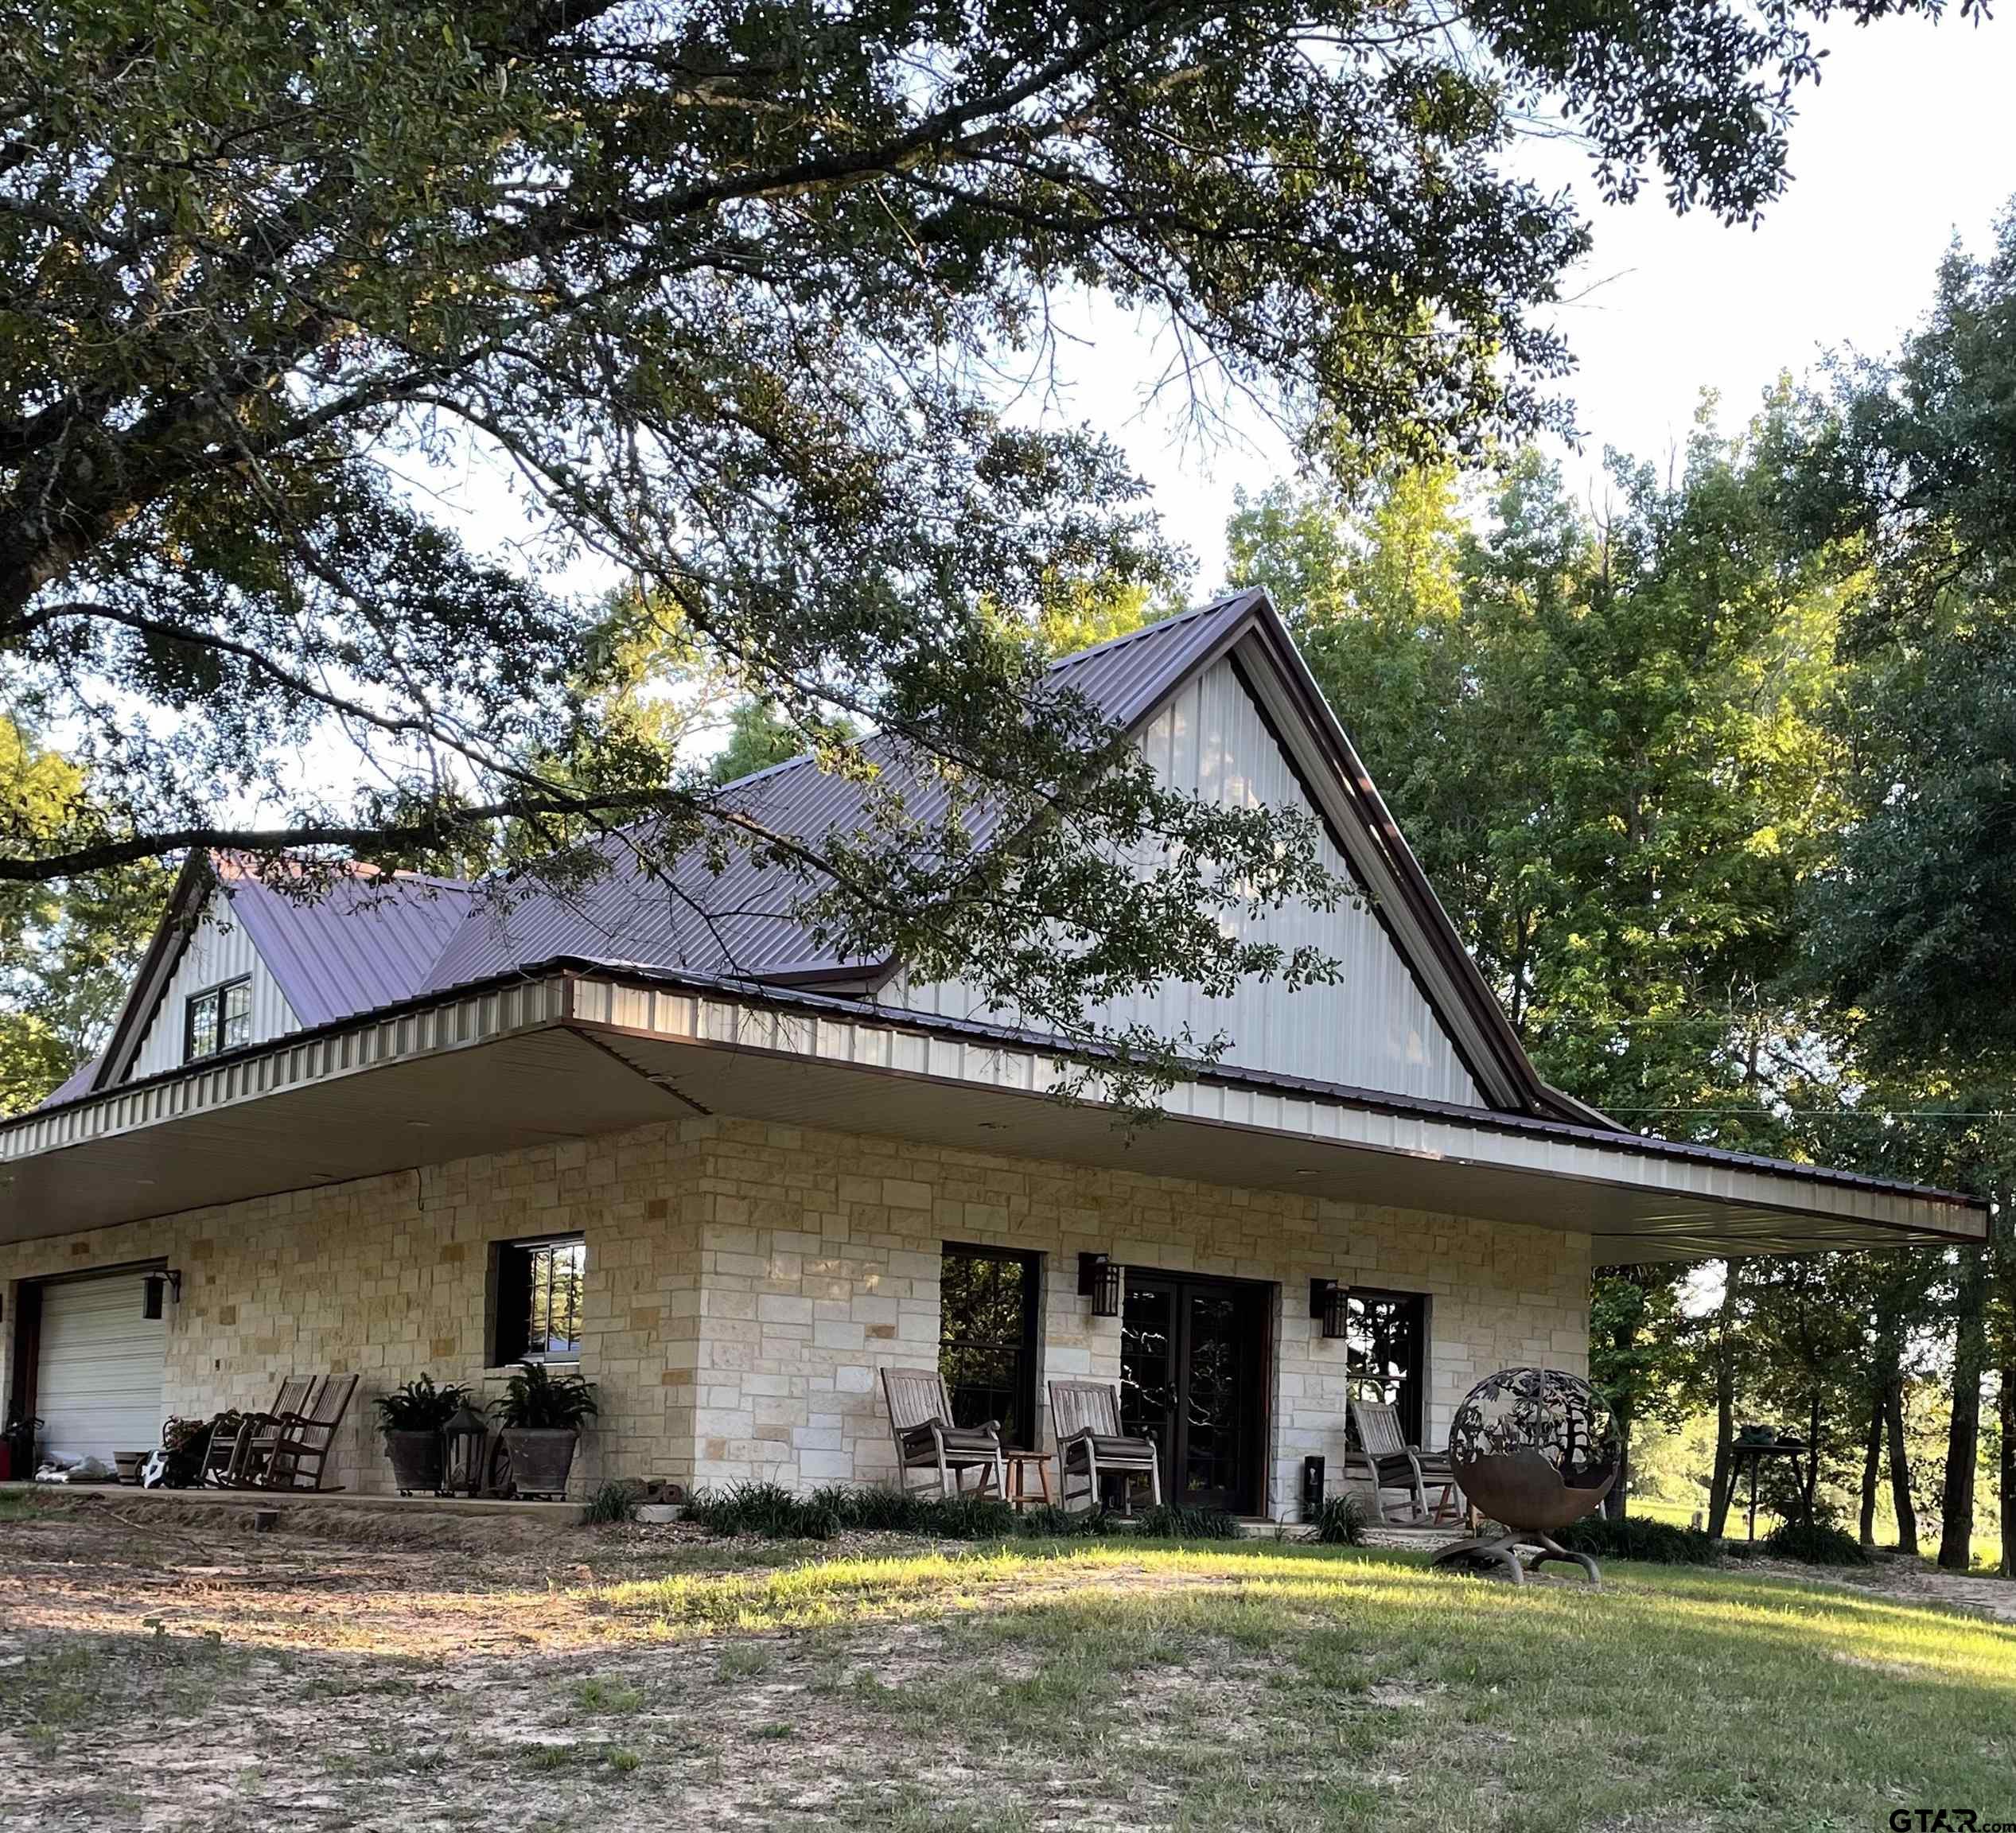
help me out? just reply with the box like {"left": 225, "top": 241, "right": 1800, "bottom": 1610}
{"left": 1040, "top": 9, "right": 2016, "bottom": 593}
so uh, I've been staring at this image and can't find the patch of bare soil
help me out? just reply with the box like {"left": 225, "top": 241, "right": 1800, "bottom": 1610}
{"left": 0, "top": 1496, "right": 1278, "bottom": 1831}
{"left": 1750, "top": 1551, "right": 2016, "bottom": 1625}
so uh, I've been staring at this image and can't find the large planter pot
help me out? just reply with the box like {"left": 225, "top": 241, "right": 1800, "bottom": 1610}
{"left": 500, "top": 1426, "right": 578, "bottom": 1499}
{"left": 383, "top": 1429, "right": 446, "bottom": 1496}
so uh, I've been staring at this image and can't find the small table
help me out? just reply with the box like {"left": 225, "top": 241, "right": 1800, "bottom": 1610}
{"left": 1002, "top": 1449, "right": 1056, "bottom": 1512}
{"left": 1729, "top": 1437, "right": 1808, "bottom": 1542}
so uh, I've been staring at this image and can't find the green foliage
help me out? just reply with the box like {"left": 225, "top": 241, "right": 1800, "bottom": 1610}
{"left": 372, "top": 1375, "right": 472, "bottom": 1434}
{"left": 709, "top": 700, "right": 808, "bottom": 785}
{"left": 582, "top": 1481, "right": 643, "bottom": 1526}
{"left": 0, "top": 0, "right": 1939, "bottom": 1102}
{"left": 492, "top": 1362, "right": 598, "bottom": 1432}
{"left": 1764, "top": 1518, "right": 1873, "bottom": 1566}
{"left": 0, "top": 718, "right": 165, "bottom": 1115}
{"left": 1557, "top": 1514, "right": 1720, "bottom": 1566}
{"left": 1128, "top": 1504, "right": 1243, "bottom": 1541}
{"left": 682, "top": 1482, "right": 1242, "bottom": 1543}
{"left": 1308, "top": 1495, "right": 1371, "bottom": 1546}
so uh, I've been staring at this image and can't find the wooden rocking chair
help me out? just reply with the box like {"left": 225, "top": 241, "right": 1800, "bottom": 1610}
{"left": 1049, "top": 1380, "right": 1161, "bottom": 1515}
{"left": 880, "top": 1367, "right": 1005, "bottom": 1499}
{"left": 1349, "top": 1396, "right": 1457, "bottom": 1524}
{"left": 261, "top": 1372, "right": 360, "bottom": 1492}
{"left": 204, "top": 1374, "right": 317, "bottom": 1487}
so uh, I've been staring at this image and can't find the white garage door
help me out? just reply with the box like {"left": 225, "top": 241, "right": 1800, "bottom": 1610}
{"left": 35, "top": 1272, "right": 167, "bottom": 1469}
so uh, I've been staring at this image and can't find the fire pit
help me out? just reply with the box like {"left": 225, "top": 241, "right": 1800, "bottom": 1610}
{"left": 1430, "top": 1366, "right": 1621, "bottom": 1584}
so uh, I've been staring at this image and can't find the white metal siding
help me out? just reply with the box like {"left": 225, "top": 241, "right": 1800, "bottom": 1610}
{"left": 901, "top": 656, "right": 1481, "bottom": 1104}
{"left": 126, "top": 889, "right": 300, "bottom": 1080}
{"left": 35, "top": 1272, "right": 167, "bottom": 1467}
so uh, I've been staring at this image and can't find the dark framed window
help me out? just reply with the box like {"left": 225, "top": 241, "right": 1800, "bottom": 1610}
{"left": 185, "top": 977, "right": 252, "bottom": 1061}
{"left": 938, "top": 1243, "right": 1041, "bottom": 1450}
{"left": 1345, "top": 1289, "right": 1428, "bottom": 1447}
{"left": 489, "top": 1235, "right": 586, "bottom": 1364}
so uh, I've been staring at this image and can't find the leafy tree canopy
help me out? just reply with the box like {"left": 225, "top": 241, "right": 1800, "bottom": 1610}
{"left": 0, "top": 0, "right": 1959, "bottom": 1070}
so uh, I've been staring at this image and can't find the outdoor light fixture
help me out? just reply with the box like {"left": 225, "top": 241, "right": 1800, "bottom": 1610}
{"left": 443, "top": 1401, "right": 491, "bottom": 1498}
{"left": 1078, "top": 1252, "right": 1123, "bottom": 1318}
{"left": 1310, "top": 1278, "right": 1348, "bottom": 1341}
{"left": 142, "top": 1269, "right": 183, "bottom": 1320}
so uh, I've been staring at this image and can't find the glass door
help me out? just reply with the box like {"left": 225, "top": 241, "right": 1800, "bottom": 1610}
{"left": 1120, "top": 1271, "right": 1270, "bottom": 1514}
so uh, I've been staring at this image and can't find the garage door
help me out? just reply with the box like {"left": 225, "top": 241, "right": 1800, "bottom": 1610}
{"left": 34, "top": 1271, "right": 167, "bottom": 1469}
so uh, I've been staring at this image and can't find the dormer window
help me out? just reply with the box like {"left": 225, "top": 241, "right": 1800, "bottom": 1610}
{"left": 185, "top": 977, "right": 252, "bottom": 1061}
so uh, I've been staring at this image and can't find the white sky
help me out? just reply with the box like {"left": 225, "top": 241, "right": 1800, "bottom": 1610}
{"left": 1045, "top": 10, "right": 2016, "bottom": 591}
{"left": 417, "top": 10, "right": 2016, "bottom": 612}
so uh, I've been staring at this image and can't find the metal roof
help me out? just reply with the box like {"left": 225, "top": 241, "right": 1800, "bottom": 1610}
{"left": 417, "top": 590, "right": 1264, "bottom": 992}
{"left": 220, "top": 862, "right": 476, "bottom": 1028}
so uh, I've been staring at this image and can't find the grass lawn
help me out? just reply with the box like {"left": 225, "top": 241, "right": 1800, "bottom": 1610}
{"left": 2, "top": 1498, "right": 2013, "bottom": 1830}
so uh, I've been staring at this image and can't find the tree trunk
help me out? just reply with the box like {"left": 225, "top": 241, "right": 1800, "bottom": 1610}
{"left": 1804, "top": 1389, "right": 1822, "bottom": 1525}
{"left": 1939, "top": 1245, "right": 1989, "bottom": 1572}
{"left": 1605, "top": 1415, "right": 1633, "bottom": 1522}
{"left": 1858, "top": 1384, "right": 1883, "bottom": 1547}
{"left": 1884, "top": 1376, "right": 1919, "bottom": 1557}
{"left": 1707, "top": 1267, "right": 1738, "bottom": 1539}
{"left": 2000, "top": 1357, "right": 2014, "bottom": 1579}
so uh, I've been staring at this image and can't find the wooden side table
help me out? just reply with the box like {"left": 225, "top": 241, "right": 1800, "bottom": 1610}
{"left": 1002, "top": 1449, "right": 1055, "bottom": 1511}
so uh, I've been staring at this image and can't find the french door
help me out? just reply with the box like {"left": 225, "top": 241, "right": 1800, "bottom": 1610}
{"left": 1119, "top": 1271, "right": 1271, "bottom": 1515}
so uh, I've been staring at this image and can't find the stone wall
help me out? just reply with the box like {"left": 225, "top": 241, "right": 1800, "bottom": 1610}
{"left": 0, "top": 1114, "right": 1588, "bottom": 1514}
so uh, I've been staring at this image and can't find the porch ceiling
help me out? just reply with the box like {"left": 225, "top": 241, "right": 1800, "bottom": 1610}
{"left": 0, "top": 977, "right": 1984, "bottom": 1261}
{"left": 0, "top": 1027, "right": 679, "bottom": 1245}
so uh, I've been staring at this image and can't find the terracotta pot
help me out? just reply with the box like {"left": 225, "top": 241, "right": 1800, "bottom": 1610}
{"left": 500, "top": 1426, "right": 578, "bottom": 1498}
{"left": 383, "top": 1428, "right": 446, "bottom": 1496}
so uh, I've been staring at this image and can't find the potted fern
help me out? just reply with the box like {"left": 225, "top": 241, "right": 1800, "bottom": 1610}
{"left": 374, "top": 1375, "right": 472, "bottom": 1496}
{"left": 493, "top": 1360, "right": 597, "bottom": 1498}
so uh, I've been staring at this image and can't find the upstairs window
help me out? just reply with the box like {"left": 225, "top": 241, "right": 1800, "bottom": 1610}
{"left": 938, "top": 1243, "right": 1040, "bottom": 1449}
{"left": 490, "top": 1235, "right": 586, "bottom": 1364}
{"left": 185, "top": 977, "right": 252, "bottom": 1061}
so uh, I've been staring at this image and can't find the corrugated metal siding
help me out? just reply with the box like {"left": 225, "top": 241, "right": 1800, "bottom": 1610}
{"left": 126, "top": 889, "right": 301, "bottom": 1078}
{"left": 901, "top": 656, "right": 1481, "bottom": 1105}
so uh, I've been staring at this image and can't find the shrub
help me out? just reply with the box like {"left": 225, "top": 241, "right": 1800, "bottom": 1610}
{"left": 1130, "top": 1502, "right": 1243, "bottom": 1540}
{"left": 1309, "top": 1494, "right": 1369, "bottom": 1546}
{"left": 685, "top": 1481, "right": 819, "bottom": 1538}
{"left": 914, "top": 1492, "right": 1021, "bottom": 1540}
{"left": 1764, "top": 1518, "right": 1872, "bottom": 1566}
{"left": 583, "top": 1480, "right": 641, "bottom": 1524}
{"left": 1556, "top": 1513, "right": 1720, "bottom": 1566}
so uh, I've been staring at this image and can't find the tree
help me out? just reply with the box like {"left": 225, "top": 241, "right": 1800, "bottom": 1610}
{"left": 1228, "top": 401, "right": 1852, "bottom": 1134}
{"left": 710, "top": 700, "right": 810, "bottom": 785}
{"left": 1, "top": 0, "right": 1958, "bottom": 1083}
{"left": 1589, "top": 1266, "right": 1691, "bottom": 1520}
{"left": 0, "top": 721, "right": 165, "bottom": 1114}
{"left": 1795, "top": 211, "right": 2016, "bottom": 1573}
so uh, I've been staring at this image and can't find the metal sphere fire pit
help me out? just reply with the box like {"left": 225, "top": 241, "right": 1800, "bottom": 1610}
{"left": 1430, "top": 1366, "right": 1621, "bottom": 1584}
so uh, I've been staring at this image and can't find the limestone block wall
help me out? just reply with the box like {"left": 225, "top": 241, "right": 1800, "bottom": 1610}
{"left": 1, "top": 1111, "right": 1588, "bottom": 1516}
{"left": 0, "top": 1123, "right": 706, "bottom": 1497}
{"left": 682, "top": 1117, "right": 1590, "bottom": 1516}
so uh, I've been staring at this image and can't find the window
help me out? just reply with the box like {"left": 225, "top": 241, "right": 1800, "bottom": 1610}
{"left": 489, "top": 1236, "right": 586, "bottom": 1364}
{"left": 185, "top": 977, "right": 252, "bottom": 1061}
{"left": 938, "top": 1244, "right": 1040, "bottom": 1450}
{"left": 1345, "top": 1290, "right": 1428, "bottom": 1446}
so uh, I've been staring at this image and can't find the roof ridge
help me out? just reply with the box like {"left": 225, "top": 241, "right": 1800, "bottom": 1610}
{"left": 1044, "top": 588, "right": 1259, "bottom": 675}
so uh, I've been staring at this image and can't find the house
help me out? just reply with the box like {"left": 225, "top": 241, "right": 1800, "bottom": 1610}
{"left": 0, "top": 592, "right": 1987, "bottom": 1512}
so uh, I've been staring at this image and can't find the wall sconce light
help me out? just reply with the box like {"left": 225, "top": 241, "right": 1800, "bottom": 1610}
{"left": 1310, "top": 1278, "right": 1348, "bottom": 1341}
{"left": 1078, "top": 1252, "right": 1123, "bottom": 1318}
{"left": 142, "top": 1269, "right": 183, "bottom": 1320}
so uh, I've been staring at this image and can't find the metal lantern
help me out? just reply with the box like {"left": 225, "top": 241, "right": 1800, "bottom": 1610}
{"left": 1078, "top": 1252, "right": 1123, "bottom": 1318}
{"left": 442, "top": 1400, "right": 490, "bottom": 1498}
{"left": 1430, "top": 1366, "right": 1621, "bottom": 1584}
{"left": 1309, "top": 1278, "right": 1348, "bottom": 1340}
